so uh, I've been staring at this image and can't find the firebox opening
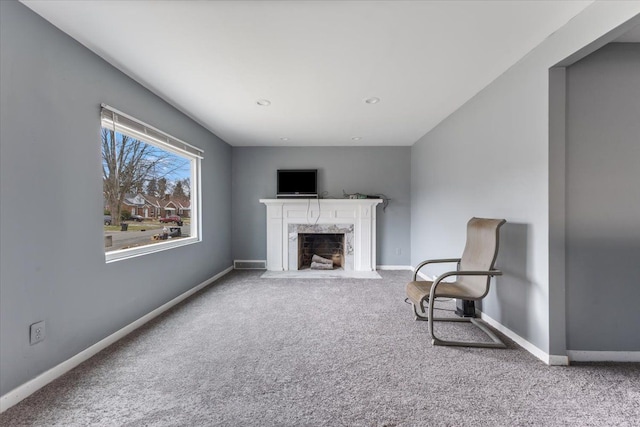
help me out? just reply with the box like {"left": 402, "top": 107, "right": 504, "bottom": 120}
{"left": 298, "top": 233, "right": 345, "bottom": 270}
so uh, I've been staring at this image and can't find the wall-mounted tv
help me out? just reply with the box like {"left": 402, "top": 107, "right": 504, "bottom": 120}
{"left": 277, "top": 169, "right": 318, "bottom": 198}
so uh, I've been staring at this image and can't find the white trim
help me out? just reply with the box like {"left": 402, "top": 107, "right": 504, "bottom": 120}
{"left": 410, "top": 265, "right": 437, "bottom": 281}
{"left": 106, "top": 236, "right": 200, "bottom": 263}
{"left": 0, "top": 266, "right": 233, "bottom": 413}
{"left": 377, "top": 265, "right": 413, "bottom": 270}
{"left": 417, "top": 272, "right": 434, "bottom": 281}
{"left": 409, "top": 265, "right": 568, "bottom": 365}
{"left": 411, "top": 267, "right": 434, "bottom": 282}
{"left": 193, "top": 155, "right": 202, "bottom": 247}
{"left": 102, "top": 105, "right": 203, "bottom": 263}
{"left": 567, "top": 350, "right": 640, "bottom": 363}
{"left": 101, "top": 103, "right": 204, "bottom": 156}
{"left": 478, "top": 309, "right": 568, "bottom": 366}
{"left": 548, "top": 354, "right": 570, "bottom": 366}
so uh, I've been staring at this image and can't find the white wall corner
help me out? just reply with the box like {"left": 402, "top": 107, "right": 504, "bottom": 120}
{"left": 479, "top": 310, "right": 568, "bottom": 365}
{"left": 548, "top": 354, "right": 570, "bottom": 366}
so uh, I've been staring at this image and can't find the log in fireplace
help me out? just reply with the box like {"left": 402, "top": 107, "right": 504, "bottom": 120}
{"left": 298, "top": 233, "right": 345, "bottom": 269}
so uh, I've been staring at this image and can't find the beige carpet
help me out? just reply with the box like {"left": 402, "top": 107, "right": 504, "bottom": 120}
{"left": 1, "top": 270, "right": 638, "bottom": 426}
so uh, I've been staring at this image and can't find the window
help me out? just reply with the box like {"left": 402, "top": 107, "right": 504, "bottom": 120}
{"left": 101, "top": 105, "right": 202, "bottom": 262}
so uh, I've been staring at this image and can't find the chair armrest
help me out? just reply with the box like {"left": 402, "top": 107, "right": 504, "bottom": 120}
{"left": 412, "top": 258, "right": 461, "bottom": 281}
{"left": 429, "top": 270, "right": 503, "bottom": 300}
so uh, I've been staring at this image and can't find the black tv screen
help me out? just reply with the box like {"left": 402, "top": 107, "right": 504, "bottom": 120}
{"left": 277, "top": 169, "right": 317, "bottom": 196}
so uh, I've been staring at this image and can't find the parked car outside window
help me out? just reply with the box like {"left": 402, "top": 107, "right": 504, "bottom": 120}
{"left": 159, "top": 215, "right": 182, "bottom": 224}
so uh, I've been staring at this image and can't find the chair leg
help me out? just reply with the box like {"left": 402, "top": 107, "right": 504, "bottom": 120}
{"left": 427, "top": 298, "right": 506, "bottom": 349}
{"left": 412, "top": 300, "right": 429, "bottom": 321}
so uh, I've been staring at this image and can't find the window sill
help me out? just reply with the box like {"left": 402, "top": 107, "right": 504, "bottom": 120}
{"left": 105, "top": 236, "right": 200, "bottom": 263}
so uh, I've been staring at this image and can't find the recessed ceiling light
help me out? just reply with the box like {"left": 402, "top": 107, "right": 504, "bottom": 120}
{"left": 364, "top": 97, "right": 380, "bottom": 104}
{"left": 257, "top": 99, "right": 271, "bottom": 106}
{"left": 351, "top": 137, "right": 362, "bottom": 141}
{"left": 280, "top": 137, "right": 289, "bottom": 141}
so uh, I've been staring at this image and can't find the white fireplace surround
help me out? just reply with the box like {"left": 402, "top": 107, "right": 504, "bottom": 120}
{"left": 259, "top": 199, "right": 382, "bottom": 273}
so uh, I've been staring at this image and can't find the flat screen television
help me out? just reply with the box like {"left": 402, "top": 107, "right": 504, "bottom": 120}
{"left": 277, "top": 169, "right": 317, "bottom": 198}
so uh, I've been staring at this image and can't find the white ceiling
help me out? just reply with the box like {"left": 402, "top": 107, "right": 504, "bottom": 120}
{"left": 22, "top": 0, "right": 596, "bottom": 147}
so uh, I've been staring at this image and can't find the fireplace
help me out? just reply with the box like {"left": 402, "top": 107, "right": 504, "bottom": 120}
{"left": 298, "top": 233, "right": 345, "bottom": 269}
{"left": 260, "top": 198, "right": 382, "bottom": 275}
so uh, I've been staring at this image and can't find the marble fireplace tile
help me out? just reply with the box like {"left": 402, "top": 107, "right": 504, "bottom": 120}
{"left": 288, "top": 224, "right": 354, "bottom": 271}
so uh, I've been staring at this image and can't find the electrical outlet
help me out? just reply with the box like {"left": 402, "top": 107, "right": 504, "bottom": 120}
{"left": 395, "top": 248, "right": 402, "bottom": 255}
{"left": 30, "top": 321, "right": 45, "bottom": 345}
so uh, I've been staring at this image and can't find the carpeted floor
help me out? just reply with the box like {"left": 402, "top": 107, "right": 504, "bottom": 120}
{"left": 1, "top": 270, "right": 639, "bottom": 426}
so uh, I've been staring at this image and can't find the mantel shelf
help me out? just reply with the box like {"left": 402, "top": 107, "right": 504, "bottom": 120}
{"left": 259, "top": 198, "right": 382, "bottom": 205}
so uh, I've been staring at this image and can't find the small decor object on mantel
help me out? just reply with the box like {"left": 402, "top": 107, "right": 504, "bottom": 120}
{"left": 342, "top": 190, "right": 389, "bottom": 211}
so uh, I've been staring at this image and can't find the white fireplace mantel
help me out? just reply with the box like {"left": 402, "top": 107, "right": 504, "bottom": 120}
{"left": 260, "top": 199, "right": 382, "bottom": 272}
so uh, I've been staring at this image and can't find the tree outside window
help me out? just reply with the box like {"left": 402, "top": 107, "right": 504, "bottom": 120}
{"left": 101, "top": 106, "right": 201, "bottom": 261}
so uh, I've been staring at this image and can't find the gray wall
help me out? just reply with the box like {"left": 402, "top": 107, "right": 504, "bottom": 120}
{"left": 231, "top": 147, "right": 411, "bottom": 266}
{"left": 410, "top": 4, "right": 639, "bottom": 355}
{"left": 565, "top": 43, "right": 640, "bottom": 351}
{"left": 2, "top": 0, "right": 638, "bottom": 400}
{"left": 410, "top": 75, "right": 550, "bottom": 350}
{"left": 0, "top": 1, "right": 232, "bottom": 396}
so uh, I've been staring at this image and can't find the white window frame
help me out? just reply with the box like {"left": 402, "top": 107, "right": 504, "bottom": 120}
{"left": 101, "top": 104, "right": 202, "bottom": 263}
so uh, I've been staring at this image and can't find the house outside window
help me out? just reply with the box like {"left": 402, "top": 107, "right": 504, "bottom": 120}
{"left": 101, "top": 105, "right": 202, "bottom": 262}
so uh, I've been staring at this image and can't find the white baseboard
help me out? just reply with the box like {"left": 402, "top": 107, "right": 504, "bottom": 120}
{"left": 478, "top": 310, "right": 569, "bottom": 366}
{"left": 417, "top": 272, "right": 434, "bottom": 281}
{"left": 0, "top": 265, "right": 234, "bottom": 414}
{"left": 377, "top": 265, "right": 413, "bottom": 270}
{"left": 409, "top": 265, "right": 432, "bottom": 281}
{"left": 567, "top": 350, "right": 640, "bottom": 363}
{"left": 409, "top": 266, "right": 565, "bottom": 365}
{"left": 409, "top": 267, "right": 636, "bottom": 365}
{"left": 548, "top": 354, "right": 570, "bottom": 366}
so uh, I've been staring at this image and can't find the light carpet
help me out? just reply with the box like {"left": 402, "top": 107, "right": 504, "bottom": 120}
{"left": 1, "top": 270, "right": 638, "bottom": 426}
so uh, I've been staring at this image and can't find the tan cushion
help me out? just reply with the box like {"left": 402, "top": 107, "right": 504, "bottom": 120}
{"left": 406, "top": 280, "right": 433, "bottom": 305}
{"left": 407, "top": 217, "right": 506, "bottom": 305}
{"left": 406, "top": 280, "right": 486, "bottom": 304}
